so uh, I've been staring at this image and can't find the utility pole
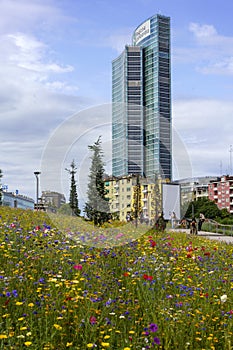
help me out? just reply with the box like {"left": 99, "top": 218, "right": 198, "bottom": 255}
{"left": 34, "top": 171, "right": 41, "bottom": 210}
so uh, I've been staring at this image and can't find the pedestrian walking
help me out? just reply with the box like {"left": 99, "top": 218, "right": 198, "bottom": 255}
{"left": 198, "top": 213, "right": 205, "bottom": 231}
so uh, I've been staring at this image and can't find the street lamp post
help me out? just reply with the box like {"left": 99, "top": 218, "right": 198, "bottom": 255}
{"left": 34, "top": 171, "right": 41, "bottom": 210}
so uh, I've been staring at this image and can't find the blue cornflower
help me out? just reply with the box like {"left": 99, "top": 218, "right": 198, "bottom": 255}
{"left": 12, "top": 290, "right": 18, "bottom": 297}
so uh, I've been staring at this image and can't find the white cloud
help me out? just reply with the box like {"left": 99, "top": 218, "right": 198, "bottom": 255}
{"left": 189, "top": 23, "right": 217, "bottom": 41}
{"left": 107, "top": 30, "right": 132, "bottom": 53}
{"left": 173, "top": 98, "right": 233, "bottom": 176}
{"left": 0, "top": 2, "right": 92, "bottom": 199}
{"left": 175, "top": 22, "right": 233, "bottom": 75}
{"left": 7, "top": 33, "right": 73, "bottom": 75}
{"left": 199, "top": 56, "right": 233, "bottom": 75}
{"left": 0, "top": 0, "right": 69, "bottom": 35}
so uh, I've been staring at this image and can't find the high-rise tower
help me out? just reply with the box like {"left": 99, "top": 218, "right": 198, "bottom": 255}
{"left": 112, "top": 14, "right": 171, "bottom": 180}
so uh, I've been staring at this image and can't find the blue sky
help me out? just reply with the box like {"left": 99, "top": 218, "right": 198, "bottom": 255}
{"left": 1, "top": 0, "right": 233, "bottom": 205}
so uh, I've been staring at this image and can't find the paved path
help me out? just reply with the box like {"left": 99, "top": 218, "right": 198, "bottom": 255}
{"left": 169, "top": 228, "right": 233, "bottom": 244}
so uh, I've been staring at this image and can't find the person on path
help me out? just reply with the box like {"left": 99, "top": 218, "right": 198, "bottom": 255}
{"left": 198, "top": 213, "right": 205, "bottom": 231}
{"left": 171, "top": 211, "right": 176, "bottom": 229}
{"left": 190, "top": 217, "right": 197, "bottom": 235}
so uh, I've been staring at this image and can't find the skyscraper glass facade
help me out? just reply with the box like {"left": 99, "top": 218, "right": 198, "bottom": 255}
{"left": 112, "top": 14, "right": 171, "bottom": 180}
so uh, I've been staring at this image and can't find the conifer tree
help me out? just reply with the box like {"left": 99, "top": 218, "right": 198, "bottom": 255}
{"left": 84, "top": 136, "right": 109, "bottom": 225}
{"left": 65, "top": 160, "right": 80, "bottom": 216}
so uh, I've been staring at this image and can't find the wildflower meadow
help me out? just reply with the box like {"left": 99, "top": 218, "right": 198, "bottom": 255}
{"left": 0, "top": 206, "right": 233, "bottom": 349}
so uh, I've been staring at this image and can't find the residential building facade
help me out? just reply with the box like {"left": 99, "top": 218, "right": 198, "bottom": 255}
{"left": 105, "top": 175, "right": 163, "bottom": 223}
{"left": 41, "top": 191, "right": 66, "bottom": 209}
{"left": 112, "top": 14, "right": 172, "bottom": 180}
{"left": 174, "top": 176, "right": 217, "bottom": 208}
{"left": 105, "top": 175, "right": 137, "bottom": 221}
{"left": 208, "top": 175, "right": 233, "bottom": 214}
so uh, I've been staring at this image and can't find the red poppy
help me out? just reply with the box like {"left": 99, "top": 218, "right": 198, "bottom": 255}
{"left": 143, "top": 274, "right": 153, "bottom": 281}
{"left": 89, "top": 316, "right": 97, "bottom": 325}
{"left": 149, "top": 240, "right": 156, "bottom": 247}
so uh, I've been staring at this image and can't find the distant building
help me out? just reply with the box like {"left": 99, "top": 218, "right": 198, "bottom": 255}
{"left": 105, "top": 174, "right": 164, "bottom": 222}
{"left": 208, "top": 175, "right": 233, "bottom": 214}
{"left": 41, "top": 191, "right": 66, "bottom": 209}
{"left": 105, "top": 175, "right": 137, "bottom": 221}
{"left": 174, "top": 176, "right": 217, "bottom": 207}
{"left": 2, "top": 191, "right": 34, "bottom": 210}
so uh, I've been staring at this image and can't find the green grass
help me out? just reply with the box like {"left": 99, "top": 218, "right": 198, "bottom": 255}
{"left": 0, "top": 206, "right": 233, "bottom": 349}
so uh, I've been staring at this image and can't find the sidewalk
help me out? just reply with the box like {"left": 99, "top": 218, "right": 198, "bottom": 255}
{"left": 169, "top": 228, "right": 233, "bottom": 244}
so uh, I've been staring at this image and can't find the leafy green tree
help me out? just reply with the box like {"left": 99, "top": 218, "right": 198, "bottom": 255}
{"left": 186, "top": 198, "right": 221, "bottom": 219}
{"left": 220, "top": 208, "right": 231, "bottom": 219}
{"left": 185, "top": 198, "right": 233, "bottom": 224}
{"left": 84, "top": 137, "right": 110, "bottom": 225}
{"left": 65, "top": 160, "right": 80, "bottom": 216}
{"left": 57, "top": 203, "right": 73, "bottom": 216}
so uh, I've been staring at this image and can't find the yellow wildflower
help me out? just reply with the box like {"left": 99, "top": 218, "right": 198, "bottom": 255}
{"left": 24, "top": 342, "right": 32, "bottom": 347}
{"left": 53, "top": 324, "right": 62, "bottom": 330}
{"left": 0, "top": 335, "right": 7, "bottom": 339}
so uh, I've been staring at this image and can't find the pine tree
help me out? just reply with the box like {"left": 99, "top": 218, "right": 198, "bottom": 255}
{"left": 0, "top": 169, "right": 2, "bottom": 206}
{"left": 84, "top": 136, "right": 110, "bottom": 225}
{"left": 65, "top": 160, "right": 80, "bottom": 216}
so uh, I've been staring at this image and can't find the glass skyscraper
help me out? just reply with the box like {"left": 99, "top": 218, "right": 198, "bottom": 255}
{"left": 112, "top": 14, "right": 171, "bottom": 180}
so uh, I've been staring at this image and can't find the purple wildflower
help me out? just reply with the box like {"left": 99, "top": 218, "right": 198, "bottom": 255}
{"left": 149, "top": 323, "right": 158, "bottom": 332}
{"left": 153, "top": 337, "right": 161, "bottom": 345}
